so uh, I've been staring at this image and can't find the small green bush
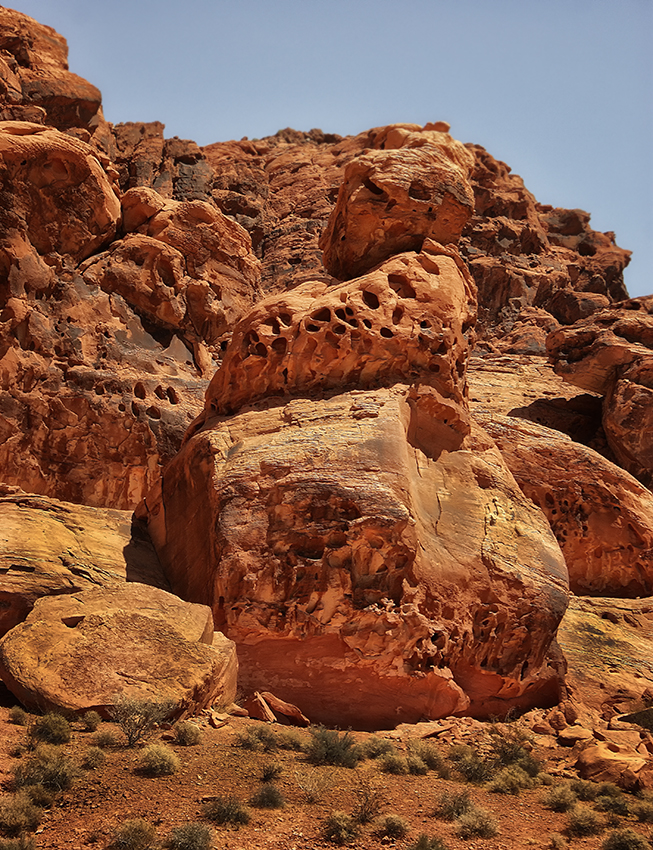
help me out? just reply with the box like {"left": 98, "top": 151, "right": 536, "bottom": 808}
{"left": 94, "top": 729, "right": 119, "bottom": 749}
{"left": 110, "top": 818, "right": 156, "bottom": 850}
{"left": 323, "top": 811, "right": 360, "bottom": 845}
{"left": 234, "top": 724, "right": 279, "bottom": 752}
{"left": 306, "top": 727, "right": 361, "bottom": 768}
{"left": 165, "top": 823, "right": 211, "bottom": 850}
{"left": 633, "top": 800, "right": 653, "bottom": 823}
{"left": 250, "top": 783, "right": 285, "bottom": 809}
{"left": 13, "top": 745, "right": 79, "bottom": 791}
{"left": 29, "top": 713, "right": 71, "bottom": 746}
{"left": 408, "top": 740, "right": 450, "bottom": 777}
{"left": 173, "top": 721, "right": 202, "bottom": 747}
{"left": 110, "top": 696, "right": 175, "bottom": 747}
{"left": 380, "top": 814, "right": 409, "bottom": 839}
{"left": 81, "top": 711, "right": 102, "bottom": 732}
{"left": 407, "top": 835, "right": 448, "bottom": 850}
{"left": 455, "top": 806, "right": 498, "bottom": 839}
{"left": 83, "top": 746, "right": 106, "bottom": 770}
{"left": 567, "top": 805, "right": 605, "bottom": 837}
{"left": 352, "top": 776, "right": 385, "bottom": 824}
{"left": 602, "top": 828, "right": 652, "bottom": 850}
{"left": 24, "top": 785, "right": 54, "bottom": 808}
{"left": 8, "top": 707, "right": 28, "bottom": 727}
{"left": 433, "top": 788, "right": 473, "bottom": 821}
{"left": 452, "top": 749, "right": 493, "bottom": 784}
{"left": 0, "top": 837, "right": 36, "bottom": 850}
{"left": 138, "top": 744, "right": 180, "bottom": 777}
{"left": 364, "top": 736, "right": 394, "bottom": 759}
{"left": 0, "top": 793, "right": 41, "bottom": 837}
{"left": 595, "top": 794, "right": 630, "bottom": 817}
{"left": 543, "top": 784, "right": 578, "bottom": 812}
{"left": 202, "top": 796, "right": 250, "bottom": 826}
{"left": 260, "top": 762, "right": 283, "bottom": 782}
{"left": 381, "top": 752, "right": 409, "bottom": 775}
{"left": 407, "top": 755, "right": 429, "bottom": 775}
{"left": 488, "top": 765, "right": 534, "bottom": 795}
{"left": 277, "top": 729, "right": 304, "bottom": 751}
{"left": 597, "top": 783, "right": 624, "bottom": 798}
{"left": 570, "top": 779, "right": 599, "bottom": 801}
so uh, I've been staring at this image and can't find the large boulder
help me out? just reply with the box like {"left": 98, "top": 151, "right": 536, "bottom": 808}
{"left": 0, "top": 584, "right": 237, "bottom": 718}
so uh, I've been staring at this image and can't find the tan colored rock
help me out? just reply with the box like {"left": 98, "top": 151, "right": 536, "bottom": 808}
{"left": 0, "top": 487, "right": 167, "bottom": 637}
{"left": 476, "top": 414, "right": 653, "bottom": 596}
{"left": 0, "top": 584, "right": 237, "bottom": 717}
{"left": 576, "top": 742, "right": 648, "bottom": 790}
{"left": 320, "top": 126, "right": 474, "bottom": 280}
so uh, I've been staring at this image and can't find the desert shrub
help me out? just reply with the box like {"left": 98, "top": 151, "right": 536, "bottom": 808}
{"left": 455, "top": 806, "right": 498, "bottom": 839}
{"left": 364, "top": 736, "right": 394, "bottom": 759}
{"left": 570, "top": 779, "right": 599, "bottom": 801}
{"left": 0, "top": 793, "right": 41, "bottom": 837}
{"left": 407, "top": 741, "right": 450, "bottom": 777}
{"left": 110, "top": 818, "right": 156, "bottom": 850}
{"left": 110, "top": 696, "right": 175, "bottom": 747}
{"left": 434, "top": 788, "right": 473, "bottom": 821}
{"left": 138, "top": 744, "right": 180, "bottom": 777}
{"left": 595, "top": 793, "right": 630, "bottom": 817}
{"left": 165, "top": 823, "right": 211, "bottom": 850}
{"left": 0, "top": 837, "right": 36, "bottom": 850}
{"left": 323, "top": 811, "right": 360, "bottom": 845}
{"left": 24, "top": 785, "right": 54, "bottom": 808}
{"left": 202, "top": 796, "right": 250, "bottom": 826}
{"left": 306, "top": 727, "right": 361, "bottom": 768}
{"left": 13, "top": 745, "right": 79, "bottom": 791}
{"left": 277, "top": 730, "right": 304, "bottom": 751}
{"left": 381, "top": 752, "right": 409, "bottom": 775}
{"left": 250, "top": 783, "right": 284, "bottom": 808}
{"left": 173, "top": 721, "right": 201, "bottom": 747}
{"left": 408, "top": 755, "right": 429, "bottom": 775}
{"left": 83, "top": 747, "right": 106, "bottom": 770}
{"left": 633, "top": 800, "right": 653, "bottom": 823}
{"left": 449, "top": 746, "right": 493, "bottom": 784}
{"left": 260, "top": 762, "right": 283, "bottom": 782}
{"left": 602, "top": 828, "right": 652, "bottom": 850}
{"left": 234, "top": 724, "right": 279, "bottom": 752}
{"left": 488, "top": 764, "right": 534, "bottom": 795}
{"left": 543, "top": 784, "right": 578, "bottom": 812}
{"left": 567, "top": 805, "right": 604, "bottom": 837}
{"left": 8, "top": 707, "right": 28, "bottom": 727}
{"left": 8, "top": 746, "right": 24, "bottom": 759}
{"left": 489, "top": 723, "right": 533, "bottom": 765}
{"left": 81, "top": 711, "right": 102, "bottom": 732}
{"left": 352, "top": 776, "right": 385, "bottom": 824}
{"left": 28, "top": 713, "right": 71, "bottom": 746}
{"left": 540, "top": 772, "right": 555, "bottom": 786}
{"left": 408, "top": 835, "right": 449, "bottom": 850}
{"left": 294, "top": 768, "right": 332, "bottom": 803}
{"left": 94, "top": 728, "right": 119, "bottom": 749}
{"left": 550, "top": 834, "right": 568, "bottom": 849}
{"left": 597, "top": 783, "right": 624, "bottom": 798}
{"left": 380, "top": 814, "right": 409, "bottom": 839}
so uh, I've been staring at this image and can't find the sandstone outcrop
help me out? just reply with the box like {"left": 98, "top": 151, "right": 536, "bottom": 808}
{"left": 0, "top": 584, "right": 237, "bottom": 717}
{"left": 0, "top": 486, "right": 167, "bottom": 637}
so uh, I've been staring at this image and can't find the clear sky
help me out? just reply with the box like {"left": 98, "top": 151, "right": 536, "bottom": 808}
{"left": 7, "top": 0, "right": 652, "bottom": 297}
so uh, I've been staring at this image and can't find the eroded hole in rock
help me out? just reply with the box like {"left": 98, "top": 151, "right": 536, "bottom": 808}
{"left": 362, "top": 318, "right": 372, "bottom": 329}
{"left": 154, "top": 385, "right": 166, "bottom": 399}
{"left": 386, "top": 199, "right": 397, "bottom": 211}
{"left": 380, "top": 327, "right": 393, "bottom": 338}
{"left": 146, "top": 406, "right": 161, "bottom": 419}
{"left": 306, "top": 323, "right": 320, "bottom": 332}
{"left": 312, "top": 307, "right": 331, "bottom": 322}
{"left": 429, "top": 362, "right": 440, "bottom": 373}
{"left": 263, "top": 317, "right": 281, "bottom": 334}
{"left": 408, "top": 181, "right": 431, "bottom": 201}
{"left": 282, "top": 368, "right": 289, "bottom": 384}
{"left": 388, "top": 273, "right": 417, "bottom": 299}
{"left": 118, "top": 402, "right": 126, "bottom": 412}
{"left": 421, "top": 320, "right": 432, "bottom": 329}
{"left": 333, "top": 324, "right": 347, "bottom": 335}
{"left": 133, "top": 381, "right": 146, "bottom": 399}
{"left": 363, "top": 177, "right": 384, "bottom": 196}
{"left": 167, "top": 387, "right": 179, "bottom": 404}
{"left": 271, "top": 337, "right": 288, "bottom": 355}
{"left": 94, "top": 384, "right": 105, "bottom": 395}
{"left": 392, "top": 307, "right": 403, "bottom": 324}
{"left": 131, "top": 401, "right": 139, "bottom": 417}
{"left": 158, "top": 259, "right": 176, "bottom": 288}
{"left": 362, "top": 290, "right": 380, "bottom": 309}
{"left": 255, "top": 342, "right": 268, "bottom": 357}
{"left": 61, "top": 616, "right": 84, "bottom": 628}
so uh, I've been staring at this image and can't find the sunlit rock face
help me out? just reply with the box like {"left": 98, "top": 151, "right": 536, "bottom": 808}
{"left": 148, "top": 237, "right": 569, "bottom": 729}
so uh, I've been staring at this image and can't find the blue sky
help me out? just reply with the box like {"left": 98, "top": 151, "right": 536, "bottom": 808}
{"left": 8, "top": 0, "right": 652, "bottom": 297}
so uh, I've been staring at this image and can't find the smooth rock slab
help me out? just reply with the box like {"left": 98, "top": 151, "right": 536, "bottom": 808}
{"left": 0, "top": 584, "right": 237, "bottom": 718}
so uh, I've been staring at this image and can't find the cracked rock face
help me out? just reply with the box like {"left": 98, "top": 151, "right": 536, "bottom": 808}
{"left": 148, "top": 236, "right": 569, "bottom": 728}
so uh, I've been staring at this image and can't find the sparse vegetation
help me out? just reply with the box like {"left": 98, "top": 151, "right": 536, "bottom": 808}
{"left": 323, "top": 811, "right": 360, "bottom": 845}
{"left": 602, "top": 828, "right": 652, "bottom": 850}
{"left": 633, "top": 799, "right": 653, "bottom": 823}
{"left": 173, "top": 721, "right": 202, "bottom": 746}
{"left": 352, "top": 775, "right": 385, "bottom": 824}
{"left": 234, "top": 724, "right": 279, "bottom": 752}
{"left": 449, "top": 745, "right": 493, "bottom": 784}
{"left": 8, "top": 707, "right": 28, "bottom": 727}
{"left": 83, "top": 746, "right": 106, "bottom": 770}
{"left": 165, "top": 823, "right": 212, "bottom": 850}
{"left": 250, "top": 784, "right": 285, "bottom": 809}
{"left": 137, "top": 744, "right": 180, "bottom": 777}
{"left": 110, "top": 818, "right": 156, "bottom": 850}
{"left": 488, "top": 764, "right": 534, "bottom": 794}
{"left": 294, "top": 767, "right": 332, "bottom": 803}
{"left": 543, "top": 784, "right": 578, "bottom": 812}
{"left": 433, "top": 788, "right": 473, "bottom": 821}
{"left": 0, "top": 837, "right": 36, "bottom": 850}
{"left": 407, "top": 740, "right": 451, "bottom": 778}
{"left": 28, "top": 712, "right": 71, "bottom": 746}
{"left": 364, "top": 736, "right": 394, "bottom": 759}
{"left": 0, "top": 793, "right": 41, "bottom": 837}
{"left": 595, "top": 793, "right": 630, "bottom": 817}
{"left": 550, "top": 833, "right": 568, "bottom": 849}
{"left": 24, "top": 785, "right": 54, "bottom": 808}
{"left": 94, "top": 728, "right": 119, "bottom": 749}
{"left": 407, "top": 835, "right": 449, "bottom": 850}
{"left": 570, "top": 778, "right": 600, "bottom": 801}
{"left": 13, "top": 744, "right": 79, "bottom": 791}
{"left": 407, "top": 754, "right": 429, "bottom": 775}
{"left": 260, "top": 762, "right": 283, "bottom": 782}
{"left": 110, "top": 696, "right": 175, "bottom": 747}
{"left": 381, "top": 752, "right": 409, "bottom": 775}
{"left": 81, "top": 711, "right": 102, "bottom": 732}
{"left": 277, "top": 729, "right": 304, "bottom": 751}
{"left": 567, "top": 805, "right": 605, "bottom": 837}
{"left": 202, "top": 796, "right": 250, "bottom": 826}
{"left": 306, "top": 727, "right": 362, "bottom": 768}
{"left": 455, "top": 805, "right": 498, "bottom": 838}
{"left": 380, "top": 814, "right": 409, "bottom": 839}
